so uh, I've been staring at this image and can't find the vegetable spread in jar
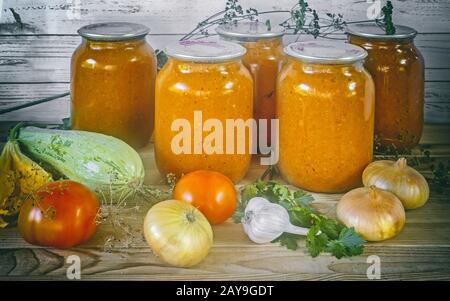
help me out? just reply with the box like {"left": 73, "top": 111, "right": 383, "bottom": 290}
{"left": 71, "top": 22, "right": 157, "bottom": 148}
{"left": 216, "top": 22, "right": 285, "bottom": 146}
{"left": 155, "top": 40, "right": 253, "bottom": 183}
{"left": 347, "top": 24, "right": 425, "bottom": 150}
{"left": 277, "top": 41, "right": 375, "bottom": 193}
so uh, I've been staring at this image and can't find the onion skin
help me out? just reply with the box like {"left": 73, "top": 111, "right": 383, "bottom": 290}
{"left": 337, "top": 186, "right": 406, "bottom": 241}
{"left": 143, "top": 200, "right": 213, "bottom": 268}
{"left": 362, "top": 158, "right": 429, "bottom": 209}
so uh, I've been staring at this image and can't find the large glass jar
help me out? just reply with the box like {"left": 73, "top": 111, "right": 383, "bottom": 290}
{"left": 347, "top": 24, "right": 425, "bottom": 150}
{"left": 216, "top": 22, "right": 285, "bottom": 146}
{"left": 277, "top": 41, "right": 375, "bottom": 193}
{"left": 71, "top": 22, "right": 157, "bottom": 148}
{"left": 155, "top": 40, "right": 253, "bottom": 183}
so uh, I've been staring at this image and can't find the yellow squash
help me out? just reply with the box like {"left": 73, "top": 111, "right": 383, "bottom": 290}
{"left": 0, "top": 140, "right": 52, "bottom": 227}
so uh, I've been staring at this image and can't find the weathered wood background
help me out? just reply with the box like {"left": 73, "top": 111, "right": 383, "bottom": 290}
{"left": 1, "top": 1, "right": 450, "bottom": 281}
{"left": 0, "top": 0, "right": 450, "bottom": 124}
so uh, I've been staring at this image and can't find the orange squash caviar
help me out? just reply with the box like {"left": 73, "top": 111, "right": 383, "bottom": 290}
{"left": 154, "top": 41, "right": 253, "bottom": 183}
{"left": 348, "top": 24, "right": 425, "bottom": 150}
{"left": 277, "top": 41, "right": 375, "bottom": 193}
{"left": 71, "top": 23, "right": 157, "bottom": 148}
{"left": 217, "top": 22, "right": 285, "bottom": 145}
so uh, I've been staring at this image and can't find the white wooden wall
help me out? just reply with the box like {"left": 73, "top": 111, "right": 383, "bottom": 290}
{"left": 0, "top": 0, "right": 449, "bottom": 124}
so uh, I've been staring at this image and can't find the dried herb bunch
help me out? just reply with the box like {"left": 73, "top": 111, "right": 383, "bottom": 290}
{"left": 97, "top": 173, "right": 177, "bottom": 251}
{"left": 374, "top": 138, "right": 450, "bottom": 192}
{"left": 156, "top": 0, "right": 396, "bottom": 68}
{"left": 98, "top": 189, "right": 144, "bottom": 252}
{"left": 378, "top": 0, "right": 396, "bottom": 34}
{"left": 183, "top": 0, "right": 395, "bottom": 39}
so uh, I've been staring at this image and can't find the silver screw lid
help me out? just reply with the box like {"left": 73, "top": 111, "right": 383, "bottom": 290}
{"left": 346, "top": 23, "right": 417, "bottom": 40}
{"left": 284, "top": 40, "right": 368, "bottom": 64}
{"left": 78, "top": 22, "right": 149, "bottom": 41}
{"left": 164, "top": 40, "right": 246, "bottom": 63}
{"left": 216, "top": 21, "right": 285, "bottom": 42}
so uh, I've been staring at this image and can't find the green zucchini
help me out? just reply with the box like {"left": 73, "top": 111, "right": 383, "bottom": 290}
{"left": 16, "top": 126, "right": 145, "bottom": 199}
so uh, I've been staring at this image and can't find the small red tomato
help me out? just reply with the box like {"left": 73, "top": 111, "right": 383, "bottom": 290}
{"left": 173, "top": 170, "right": 237, "bottom": 224}
{"left": 18, "top": 180, "right": 99, "bottom": 249}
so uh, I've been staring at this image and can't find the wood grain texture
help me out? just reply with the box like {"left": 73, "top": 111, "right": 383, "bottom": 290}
{"left": 0, "top": 123, "right": 436, "bottom": 148}
{"left": 1, "top": 0, "right": 450, "bottom": 34}
{"left": 0, "top": 94, "right": 448, "bottom": 125}
{"left": 1, "top": 245, "right": 449, "bottom": 280}
{"left": 1, "top": 0, "right": 450, "bottom": 123}
{"left": 0, "top": 34, "right": 449, "bottom": 123}
{"left": 0, "top": 134, "right": 449, "bottom": 280}
{"left": 0, "top": 98, "right": 69, "bottom": 123}
{"left": 1, "top": 34, "right": 450, "bottom": 68}
{"left": 0, "top": 83, "right": 69, "bottom": 102}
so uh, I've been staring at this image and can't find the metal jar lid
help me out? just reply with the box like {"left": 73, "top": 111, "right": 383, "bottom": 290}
{"left": 164, "top": 40, "right": 246, "bottom": 63}
{"left": 346, "top": 23, "right": 417, "bottom": 40}
{"left": 78, "top": 22, "right": 150, "bottom": 41}
{"left": 216, "top": 21, "right": 285, "bottom": 42}
{"left": 284, "top": 40, "right": 368, "bottom": 64}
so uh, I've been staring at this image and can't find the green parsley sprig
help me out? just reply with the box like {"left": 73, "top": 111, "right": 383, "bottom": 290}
{"left": 234, "top": 181, "right": 365, "bottom": 259}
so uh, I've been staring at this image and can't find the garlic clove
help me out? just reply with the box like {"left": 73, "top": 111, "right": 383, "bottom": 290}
{"left": 243, "top": 197, "right": 287, "bottom": 243}
{"left": 244, "top": 212, "right": 285, "bottom": 243}
{"left": 244, "top": 197, "right": 271, "bottom": 214}
{"left": 242, "top": 197, "right": 310, "bottom": 244}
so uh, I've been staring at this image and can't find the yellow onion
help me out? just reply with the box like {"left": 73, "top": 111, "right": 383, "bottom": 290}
{"left": 362, "top": 158, "right": 429, "bottom": 209}
{"left": 143, "top": 200, "right": 213, "bottom": 267}
{"left": 337, "top": 186, "right": 405, "bottom": 241}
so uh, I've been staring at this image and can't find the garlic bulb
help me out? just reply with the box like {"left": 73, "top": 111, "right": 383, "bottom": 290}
{"left": 337, "top": 186, "right": 405, "bottom": 241}
{"left": 242, "top": 197, "right": 309, "bottom": 243}
{"left": 363, "top": 158, "right": 429, "bottom": 209}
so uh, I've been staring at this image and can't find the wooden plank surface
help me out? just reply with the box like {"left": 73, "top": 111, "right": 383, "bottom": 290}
{"left": 2, "top": 34, "right": 450, "bottom": 67}
{"left": 1, "top": 95, "right": 449, "bottom": 125}
{"left": 4, "top": 57, "right": 447, "bottom": 83}
{"left": 1, "top": 0, "right": 450, "bottom": 123}
{"left": 0, "top": 34, "right": 449, "bottom": 123}
{"left": 1, "top": 0, "right": 450, "bottom": 34}
{"left": 1, "top": 34, "right": 450, "bottom": 70}
{"left": 0, "top": 133, "right": 449, "bottom": 280}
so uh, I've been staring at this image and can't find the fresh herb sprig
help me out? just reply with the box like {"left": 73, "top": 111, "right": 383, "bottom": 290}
{"left": 234, "top": 181, "right": 365, "bottom": 259}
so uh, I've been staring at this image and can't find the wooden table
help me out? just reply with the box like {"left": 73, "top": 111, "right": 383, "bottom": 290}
{"left": 0, "top": 124, "right": 449, "bottom": 281}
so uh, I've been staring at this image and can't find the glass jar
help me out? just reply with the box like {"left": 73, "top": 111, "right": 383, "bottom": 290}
{"left": 347, "top": 24, "right": 425, "bottom": 150}
{"left": 71, "top": 22, "right": 157, "bottom": 148}
{"left": 216, "top": 22, "right": 285, "bottom": 146}
{"left": 155, "top": 40, "right": 253, "bottom": 183}
{"left": 277, "top": 41, "right": 375, "bottom": 193}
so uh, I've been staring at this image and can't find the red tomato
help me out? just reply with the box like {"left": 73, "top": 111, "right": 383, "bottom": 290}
{"left": 173, "top": 170, "right": 237, "bottom": 224}
{"left": 18, "top": 180, "right": 99, "bottom": 249}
